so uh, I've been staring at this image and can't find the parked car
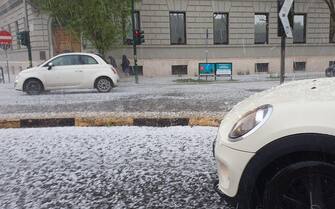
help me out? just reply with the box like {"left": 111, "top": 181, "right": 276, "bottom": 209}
{"left": 325, "top": 64, "right": 335, "bottom": 77}
{"left": 15, "top": 53, "right": 119, "bottom": 95}
{"left": 214, "top": 78, "right": 335, "bottom": 209}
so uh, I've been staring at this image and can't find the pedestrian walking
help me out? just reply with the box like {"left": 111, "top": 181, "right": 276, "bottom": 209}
{"left": 108, "top": 55, "right": 118, "bottom": 69}
{"left": 121, "top": 55, "right": 130, "bottom": 76}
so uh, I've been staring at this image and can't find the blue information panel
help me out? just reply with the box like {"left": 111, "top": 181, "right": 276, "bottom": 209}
{"left": 216, "top": 63, "right": 233, "bottom": 76}
{"left": 199, "top": 63, "right": 215, "bottom": 75}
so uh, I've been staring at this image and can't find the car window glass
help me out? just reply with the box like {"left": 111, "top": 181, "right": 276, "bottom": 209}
{"left": 80, "top": 55, "right": 98, "bottom": 65}
{"left": 50, "top": 55, "right": 81, "bottom": 66}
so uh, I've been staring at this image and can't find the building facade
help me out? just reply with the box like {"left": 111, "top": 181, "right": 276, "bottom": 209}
{"left": 0, "top": 0, "right": 80, "bottom": 80}
{"left": 110, "top": 0, "right": 335, "bottom": 76}
{"left": 0, "top": 0, "right": 51, "bottom": 78}
{"left": 1, "top": 0, "right": 335, "bottom": 78}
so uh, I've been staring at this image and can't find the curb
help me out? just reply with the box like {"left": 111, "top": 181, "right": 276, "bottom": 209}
{"left": 0, "top": 117, "right": 222, "bottom": 129}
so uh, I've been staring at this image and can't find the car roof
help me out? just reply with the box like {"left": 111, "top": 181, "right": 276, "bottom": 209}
{"left": 57, "top": 52, "right": 98, "bottom": 56}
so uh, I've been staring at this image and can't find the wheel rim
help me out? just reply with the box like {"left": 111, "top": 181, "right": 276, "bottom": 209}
{"left": 272, "top": 170, "right": 335, "bottom": 209}
{"left": 27, "top": 81, "right": 41, "bottom": 94}
{"left": 97, "top": 79, "right": 111, "bottom": 92}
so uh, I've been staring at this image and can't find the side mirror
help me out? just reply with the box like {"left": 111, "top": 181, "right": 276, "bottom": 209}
{"left": 48, "top": 62, "right": 54, "bottom": 70}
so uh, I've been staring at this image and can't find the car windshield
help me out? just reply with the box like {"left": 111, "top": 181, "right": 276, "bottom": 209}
{"left": 0, "top": 0, "right": 334, "bottom": 208}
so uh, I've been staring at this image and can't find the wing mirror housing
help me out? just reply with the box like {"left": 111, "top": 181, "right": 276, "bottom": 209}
{"left": 48, "top": 62, "right": 54, "bottom": 70}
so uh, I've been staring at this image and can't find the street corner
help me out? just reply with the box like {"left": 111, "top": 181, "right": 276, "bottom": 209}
{"left": 75, "top": 117, "right": 134, "bottom": 127}
{"left": 189, "top": 117, "right": 222, "bottom": 127}
{"left": 0, "top": 119, "right": 20, "bottom": 128}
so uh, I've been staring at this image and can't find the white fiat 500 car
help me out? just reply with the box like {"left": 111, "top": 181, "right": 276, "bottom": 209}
{"left": 214, "top": 78, "right": 335, "bottom": 209}
{"left": 15, "top": 53, "right": 119, "bottom": 95}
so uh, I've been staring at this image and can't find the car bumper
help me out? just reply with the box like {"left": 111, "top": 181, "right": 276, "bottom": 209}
{"left": 214, "top": 136, "right": 254, "bottom": 203}
{"left": 14, "top": 79, "right": 23, "bottom": 91}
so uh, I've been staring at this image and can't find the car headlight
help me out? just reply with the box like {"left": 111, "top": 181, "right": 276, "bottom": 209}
{"left": 229, "top": 104, "right": 273, "bottom": 141}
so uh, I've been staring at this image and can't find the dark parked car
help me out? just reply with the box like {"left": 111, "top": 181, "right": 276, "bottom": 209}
{"left": 325, "top": 65, "right": 335, "bottom": 77}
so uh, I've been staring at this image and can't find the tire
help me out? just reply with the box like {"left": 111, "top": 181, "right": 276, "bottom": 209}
{"left": 95, "top": 77, "right": 113, "bottom": 93}
{"left": 24, "top": 79, "right": 43, "bottom": 95}
{"left": 263, "top": 161, "right": 335, "bottom": 209}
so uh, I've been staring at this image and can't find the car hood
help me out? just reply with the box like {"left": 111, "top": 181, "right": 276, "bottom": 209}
{"left": 226, "top": 78, "right": 335, "bottom": 120}
{"left": 20, "top": 67, "right": 39, "bottom": 74}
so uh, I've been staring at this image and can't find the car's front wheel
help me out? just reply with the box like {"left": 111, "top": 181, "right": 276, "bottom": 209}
{"left": 263, "top": 161, "right": 335, "bottom": 209}
{"left": 95, "top": 77, "right": 113, "bottom": 93}
{"left": 24, "top": 79, "right": 43, "bottom": 95}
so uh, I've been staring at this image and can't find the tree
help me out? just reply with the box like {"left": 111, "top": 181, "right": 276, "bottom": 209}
{"left": 30, "top": 0, "right": 131, "bottom": 57}
{"left": 323, "top": 0, "right": 335, "bottom": 42}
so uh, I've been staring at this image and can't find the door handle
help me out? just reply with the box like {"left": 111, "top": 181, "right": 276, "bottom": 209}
{"left": 75, "top": 70, "right": 83, "bottom": 73}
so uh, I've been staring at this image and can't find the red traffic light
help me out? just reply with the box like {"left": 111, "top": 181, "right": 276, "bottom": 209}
{"left": 135, "top": 30, "right": 141, "bottom": 37}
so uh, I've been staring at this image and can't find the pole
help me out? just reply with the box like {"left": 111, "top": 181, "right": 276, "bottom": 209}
{"left": 280, "top": 35, "right": 286, "bottom": 84}
{"left": 5, "top": 49, "right": 10, "bottom": 83}
{"left": 205, "top": 28, "right": 209, "bottom": 63}
{"left": 131, "top": 0, "right": 139, "bottom": 84}
{"left": 23, "top": 0, "right": 33, "bottom": 68}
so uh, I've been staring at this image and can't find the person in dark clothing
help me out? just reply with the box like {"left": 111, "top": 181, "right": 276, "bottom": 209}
{"left": 108, "top": 55, "right": 118, "bottom": 69}
{"left": 121, "top": 55, "right": 130, "bottom": 76}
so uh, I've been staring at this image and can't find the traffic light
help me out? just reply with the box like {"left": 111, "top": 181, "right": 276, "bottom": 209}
{"left": 17, "top": 31, "right": 30, "bottom": 47}
{"left": 278, "top": 0, "right": 294, "bottom": 37}
{"left": 134, "top": 30, "right": 145, "bottom": 45}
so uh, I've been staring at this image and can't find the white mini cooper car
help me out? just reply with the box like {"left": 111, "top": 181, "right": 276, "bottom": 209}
{"left": 214, "top": 78, "right": 335, "bottom": 209}
{"left": 15, "top": 53, "right": 119, "bottom": 95}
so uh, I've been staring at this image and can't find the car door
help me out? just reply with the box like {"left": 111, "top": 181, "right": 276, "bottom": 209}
{"left": 42, "top": 55, "right": 84, "bottom": 89}
{"left": 77, "top": 55, "right": 102, "bottom": 88}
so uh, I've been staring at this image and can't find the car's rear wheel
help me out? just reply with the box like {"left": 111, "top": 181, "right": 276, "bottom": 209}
{"left": 263, "top": 161, "right": 335, "bottom": 209}
{"left": 96, "top": 77, "right": 113, "bottom": 93}
{"left": 24, "top": 79, "right": 43, "bottom": 95}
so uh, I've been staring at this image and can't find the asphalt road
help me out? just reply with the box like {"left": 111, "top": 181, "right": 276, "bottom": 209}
{"left": 0, "top": 126, "right": 232, "bottom": 209}
{"left": 0, "top": 78, "right": 277, "bottom": 118}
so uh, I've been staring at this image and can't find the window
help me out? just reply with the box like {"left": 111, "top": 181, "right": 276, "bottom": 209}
{"left": 50, "top": 55, "right": 81, "bottom": 66}
{"left": 7, "top": 24, "right": 13, "bottom": 50}
{"left": 172, "top": 65, "right": 188, "bottom": 75}
{"left": 40, "top": 51, "right": 46, "bottom": 60}
{"left": 255, "top": 63, "right": 269, "bottom": 73}
{"left": 213, "top": 13, "right": 229, "bottom": 44}
{"left": 129, "top": 66, "right": 144, "bottom": 76}
{"left": 293, "top": 14, "right": 306, "bottom": 44}
{"left": 170, "top": 12, "right": 186, "bottom": 45}
{"left": 255, "top": 14, "right": 268, "bottom": 44}
{"left": 79, "top": 55, "right": 98, "bottom": 65}
{"left": 293, "top": 62, "right": 306, "bottom": 71}
{"left": 330, "top": 16, "right": 335, "bottom": 43}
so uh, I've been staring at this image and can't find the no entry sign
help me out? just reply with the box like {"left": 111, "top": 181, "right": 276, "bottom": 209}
{"left": 0, "top": 30, "right": 12, "bottom": 45}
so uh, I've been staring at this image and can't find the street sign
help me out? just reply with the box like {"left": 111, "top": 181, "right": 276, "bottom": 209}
{"left": 278, "top": 0, "right": 294, "bottom": 38}
{"left": 0, "top": 30, "right": 12, "bottom": 45}
{"left": 216, "top": 63, "right": 233, "bottom": 76}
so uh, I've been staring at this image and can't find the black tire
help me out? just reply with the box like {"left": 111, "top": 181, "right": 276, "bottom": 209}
{"left": 24, "top": 79, "right": 43, "bottom": 95}
{"left": 263, "top": 161, "right": 335, "bottom": 209}
{"left": 95, "top": 77, "right": 113, "bottom": 93}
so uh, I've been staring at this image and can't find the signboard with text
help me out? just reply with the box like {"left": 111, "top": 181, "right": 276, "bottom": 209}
{"left": 199, "top": 62, "right": 233, "bottom": 78}
{"left": 216, "top": 63, "right": 233, "bottom": 76}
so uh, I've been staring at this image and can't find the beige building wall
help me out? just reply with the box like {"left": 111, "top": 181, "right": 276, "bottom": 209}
{"left": 0, "top": 0, "right": 51, "bottom": 80}
{"left": 1, "top": 0, "right": 334, "bottom": 78}
{"left": 108, "top": 0, "right": 335, "bottom": 76}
